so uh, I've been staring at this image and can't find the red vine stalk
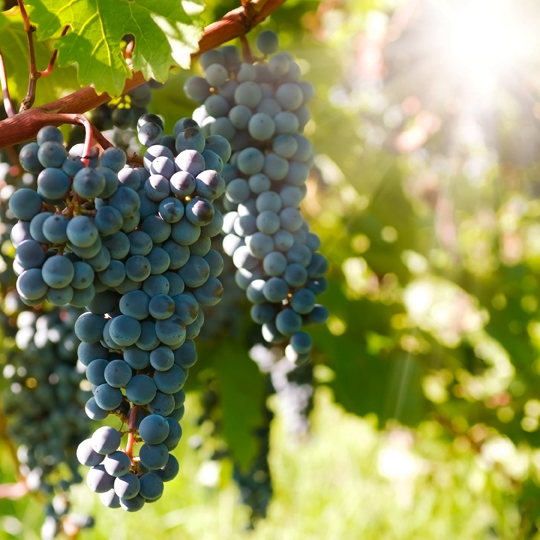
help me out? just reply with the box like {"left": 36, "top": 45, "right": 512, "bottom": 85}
{"left": 0, "top": 49, "right": 15, "bottom": 118}
{"left": 0, "top": 0, "right": 287, "bottom": 149}
{"left": 125, "top": 405, "right": 139, "bottom": 459}
{"left": 40, "top": 26, "right": 70, "bottom": 79}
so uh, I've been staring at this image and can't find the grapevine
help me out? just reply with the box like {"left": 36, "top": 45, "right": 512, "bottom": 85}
{"left": 0, "top": 0, "right": 329, "bottom": 533}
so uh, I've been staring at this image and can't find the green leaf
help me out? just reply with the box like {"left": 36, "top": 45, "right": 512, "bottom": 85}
{"left": 0, "top": 12, "right": 78, "bottom": 106}
{"left": 211, "top": 340, "right": 266, "bottom": 471}
{"left": 25, "top": 0, "right": 204, "bottom": 96}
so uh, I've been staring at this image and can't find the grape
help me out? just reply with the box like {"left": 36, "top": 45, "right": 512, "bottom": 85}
{"left": 138, "top": 113, "right": 164, "bottom": 132}
{"left": 101, "top": 147, "right": 127, "bottom": 172}
{"left": 41, "top": 214, "right": 68, "bottom": 244}
{"left": 109, "top": 315, "right": 141, "bottom": 347}
{"left": 175, "top": 149, "right": 206, "bottom": 176}
{"left": 138, "top": 122, "right": 163, "bottom": 147}
{"left": 99, "top": 490, "right": 121, "bottom": 509}
{"left": 124, "top": 347, "right": 150, "bottom": 369}
{"left": 85, "top": 358, "right": 108, "bottom": 385}
{"left": 136, "top": 321, "right": 160, "bottom": 351}
{"left": 98, "top": 260, "right": 126, "bottom": 288}
{"left": 155, "top": 316, "right": 186, "bottom": 347}
{"left": 87, "top": 465, "right": 115, "bottom": 493}
{"left": 119, "top": 494, "right": 145, "bottom": 512}
{"left": 110, "top": 186, "right": 141, "bottom": 218}
{"left": 114, "top": 473, "right": 140, "bottom": 499}
{"left": 290, "top": 331, "right": 312, "bottom": 354}
{"left": 156, "top": 454, "right": 179, "bottom": 482}
{"left": 171, "top": 218, "right": 201, "bottom": 246}
{"left": 77, "top": 439, "right": 104, "bottom": 467}
{"left": 275, "top": 308, "right": 303, "bottom": 335}
{"left": 15, "top": 240, "right": 45, "bottom": 270}
{"left": 93, "top": 384, "right": 123, "bottom": 410}
{"left": 125, "top": 255, "right": 151, "bottom": 282}
{"left": 140, "top": 215, "right": 171, "bottom": 243}
{"left": 139, "top": 473, "right": 164, "bottom": 501}
{"left": 118, "top": 167, "right": 142, "bottom": 191}
{"left": 184, "top": 76, "right": 211, "bottom": 102}
{"left": 37, "top": 168, "right": 70, "bottom": 201}
{"left": 170, "top": 171, "right": 196, "bottom": 197}
{"left": 66, "top": 215, "right": 98, "bottom": 248}
{"left": 103, "top": 451, "right": 132, "bottom": 477}
{"left": 126, "top": 374, "right": 157, "bottom": 405}
{"left": 9, "top": 188, "right": 43, "bottom": 220}
{"left": 307, "top": 304, "right": 329, "bottom": 324}
{"left": 11, "top": 221, "right": 32, "bottom": 247}
{"left": 139, "top": 414, "right": 170, "bottom": 444}
{"left": 85, "top": 397, "right": 109, "bottom": 420}
{"left": 256, "top": 30, "right": 279, "bottom": 55}
{"left": 306, "top": 277, "right": 328, "bottom": 295}
{"left": 158, "top": 197, "right": 184, "bottom": 224}
{"left": 173, "top": 293, "right": 199, "bottom": 325}
{"left": 79, "top": 341, "right": 109, "bottom": 365}
{"left": 150, "top": 156, "right": 176, "bottom": 179}
{"left": 69, "top": 143, "right": 99, "bottom": 167}
{"left": 104, "top": 360, "right": 133, "bottom": 387}
{"left": 91, "top": 426, "right": 121, "bottom": 455}
{"left": 274, "top": 111, "right": 300, "bottom": 134}
{"left": 71, "top": 284, "right": 97, "bottom": 307}
{"left": 195, "top": 170, "right": 226, "bottom": 200}
{"left": 251, "top": 303, "right": 275, "bottom": 324}
{"left": 37, "top": 141, "right": 67, "bottom": 169}
{"left": 20, "top": 142, "right": 44, "bottom": 173}
{"left": 261, "top": 321, "right": 286, "bottom": 344}
{"left": 148, "top": 391, "right": 175, "bottom": 416}
{"left": 139, "top": 443, "right": 168, "bottom": 470}
{"left": 147, "top": 293, "right": 174, "bottom": 320}
{"left": 153, "top": 364, "right": 186, "bottom": 394}
{"left": 267, "top": 53, "right": 290, "bottom": 77}
{"left": 41, "top": 255, "right": 74, "bottom": 289}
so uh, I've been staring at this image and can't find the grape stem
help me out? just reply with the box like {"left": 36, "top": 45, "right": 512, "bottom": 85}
{"left": 125, "top": 405, "right": 139, "bottom": 459}
{"left": 240, "top": 35, "right": 253, "bottom": 63}
{"left": 0, "top": 49, "right": 15, "bottom": 118}
{"left": 0, "top": 0, "right": 287, "bottom": 149}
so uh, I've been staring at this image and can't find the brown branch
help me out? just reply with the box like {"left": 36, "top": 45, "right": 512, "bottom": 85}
{"left": 0, "top": 0, "right": 287, "bottom": 149}
{"left": 0, "top": 49, "right": 15, "bottom": 118}
{"left": 40, "top": 26, "right": 70, "bottom": 79}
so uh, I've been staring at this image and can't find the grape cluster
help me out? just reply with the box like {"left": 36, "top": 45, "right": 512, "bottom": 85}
{"left": 90, "top": 82, "right": 154, "bottom": 132}
{"left": 11, "top": 126, "right": 133, "bottom": 308}
{"left": 74, "top": 114, "right": 227, "bottom": 511}
{"left": 184, "top": 30, "right": 329, "bottom": 364}
{"left": 0, "top": 303, "right": 94, "bottom": 539}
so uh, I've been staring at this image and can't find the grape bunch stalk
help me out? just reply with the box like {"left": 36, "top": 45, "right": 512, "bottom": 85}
{"left": 184, "top": 30, "right": 329, "bottom": 365}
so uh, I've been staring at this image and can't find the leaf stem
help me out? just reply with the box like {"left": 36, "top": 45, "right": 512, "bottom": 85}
{"left": 18, "top": 0, "right": 40, "bottom": 112}
{"left": 40, "top": 26, "right": 70, "bottom": 79}
{"left": 0, "top": 49, "right": 15, "bottom": 118}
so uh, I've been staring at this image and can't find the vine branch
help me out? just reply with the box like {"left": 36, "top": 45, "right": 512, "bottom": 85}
{"left": 0, "top": 0, "right": 287, "bottom": 149}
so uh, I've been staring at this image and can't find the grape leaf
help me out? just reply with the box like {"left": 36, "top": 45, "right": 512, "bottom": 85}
{"left": 0, "top": 11, "right": 78, "bottom": 107}
{"left": 25, "top": 0, "right": 204, "bottom": 96}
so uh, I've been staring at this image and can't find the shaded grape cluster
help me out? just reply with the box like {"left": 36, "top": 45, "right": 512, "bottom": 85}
{"left": 74, "top": 115, "right": 228, "bottom": 511}
{"left": 0, "top": 303, "right": 93, "bottom": 539}
{"left": 184, "top": 30, "right": 329, "bottom": 364}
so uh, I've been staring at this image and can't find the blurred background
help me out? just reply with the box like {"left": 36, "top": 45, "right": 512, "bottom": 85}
{"left": 4, "top": 0, "right": 540, "bottom": 538}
